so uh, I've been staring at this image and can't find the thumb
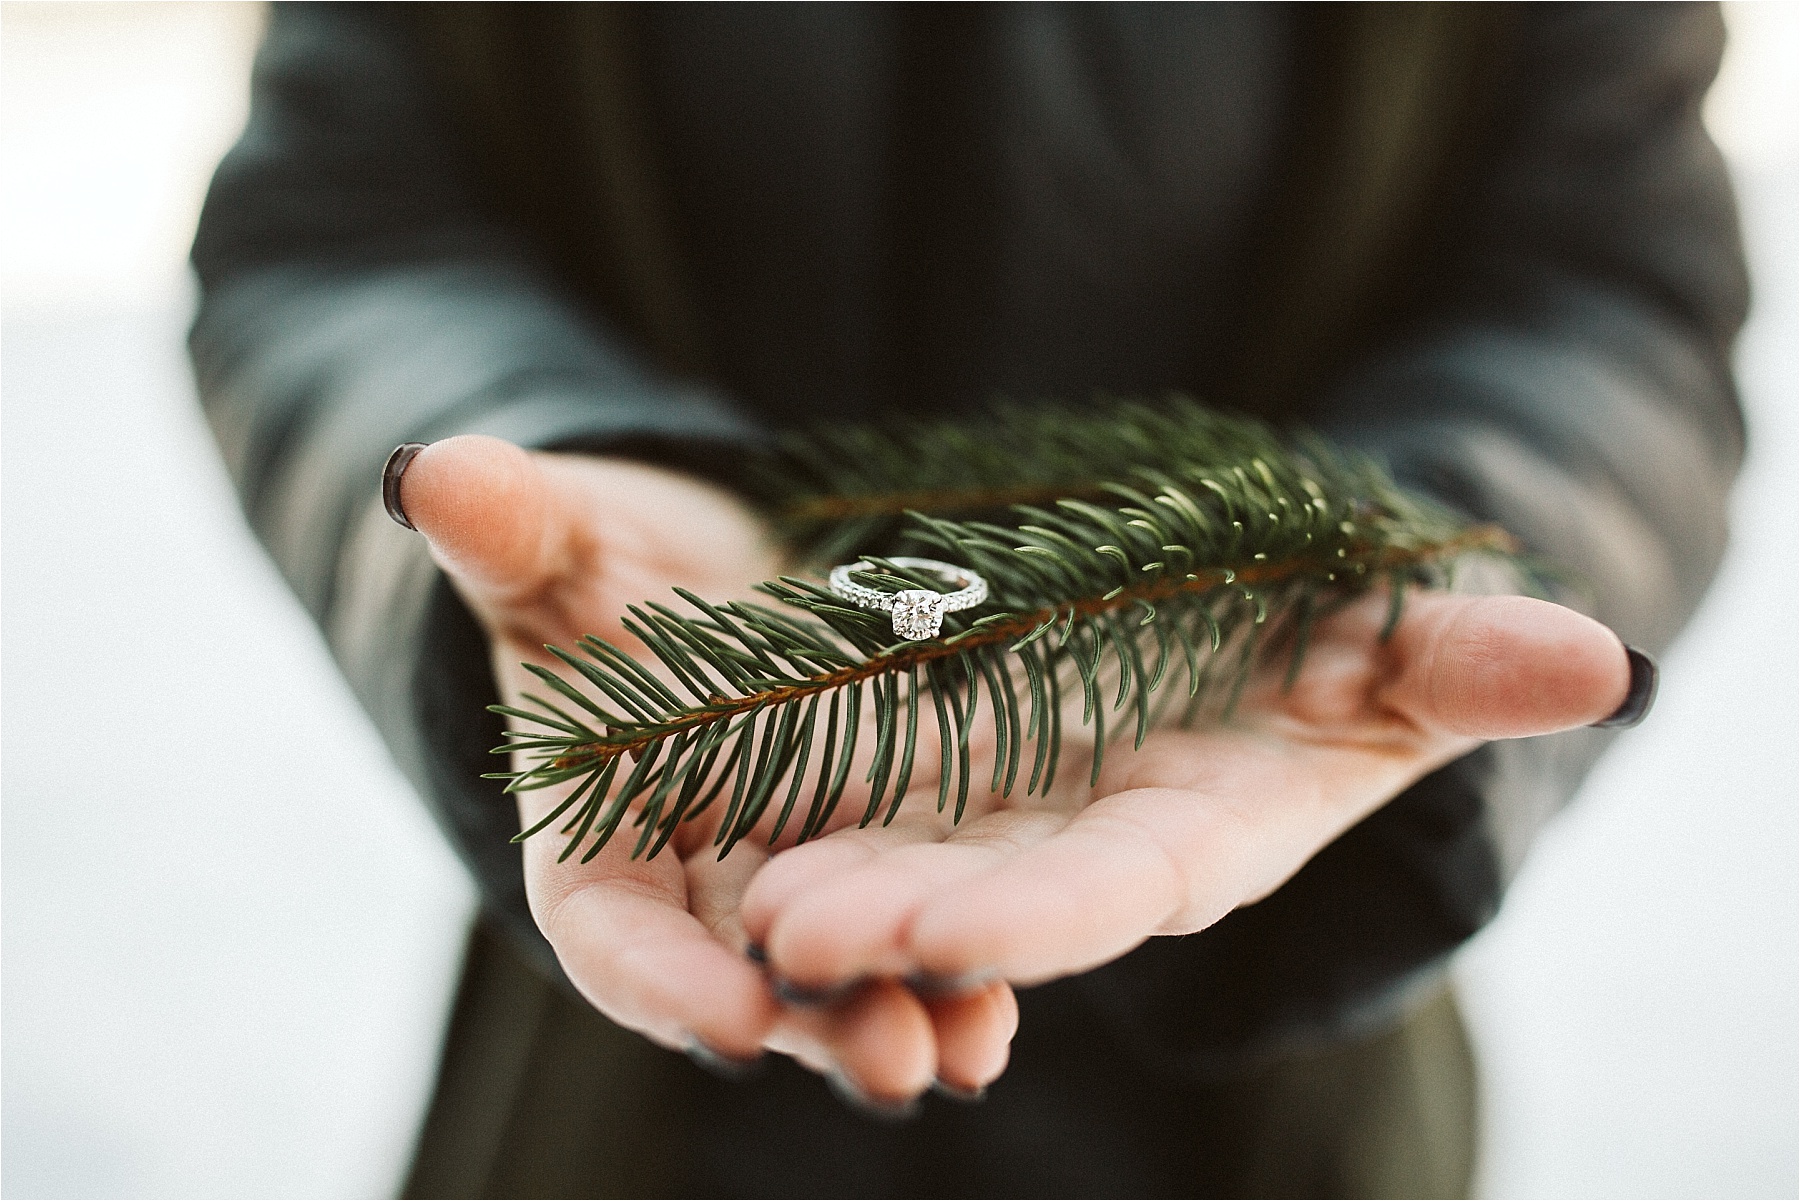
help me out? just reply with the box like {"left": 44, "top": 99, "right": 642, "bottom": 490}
{"left": 1383, "top": 594, "right": 1636, "bottom": 740}
{"left": 385, "top": 435, "right": 571, "bottom": 612}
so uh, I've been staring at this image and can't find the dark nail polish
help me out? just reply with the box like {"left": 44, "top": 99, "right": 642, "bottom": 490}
{"left": 773, "top": 976, "right": 858, "bottom": 1008}
{"left": 1591, "top": 645, "right": 1658, "bottom": 729}
{"left": 382, "top": 442, "right": 428, "bottom": 531}
{"left": 828, "top": 1070, "right": 920, "bottom": 1122}
{"left": 905, "top": 969, "right": 996, "bottom": 998}
{"left": 685, "top": 1038, "right": 764, "bottom": 1081}
{"left": 745, "top": 942, "right": 768, "bottom": 965}
{"left": 929, "top": 1077, "right": 987, "bottom": 1104}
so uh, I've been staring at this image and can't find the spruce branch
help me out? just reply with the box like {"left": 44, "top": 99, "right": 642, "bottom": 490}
{"left": 752, "top": 396, "right": 1346, "bottom": 564}
{"left": 492, "top": 404, "right": 1517, "bottom": 863}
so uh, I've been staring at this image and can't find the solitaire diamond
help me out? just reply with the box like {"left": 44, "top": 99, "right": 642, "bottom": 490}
{"left": 826, "top": 557, "right": 987, "bottom": 641}
{"left": 890, "top": 589, "right": 948, "bottom": 640}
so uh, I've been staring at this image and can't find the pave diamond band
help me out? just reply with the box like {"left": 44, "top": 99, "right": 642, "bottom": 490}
{"left": 827, "top": 557, "right": 989, "bottom": 641}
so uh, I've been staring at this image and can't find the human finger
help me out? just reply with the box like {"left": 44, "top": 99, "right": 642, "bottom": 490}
{"left": 900, "top": 730, "right": 1403, "bottom": 985}
{"left": 400, "top": 437, "right": 776, "bottom": 651}
{"left": 899, "top": 784, "right": 1254, "bottom": 984}
{"left": 749, "top": 811, "right": 1064, "bottom": 991}
{"left": 923, "top": 979, "right": 1018, "bottom": 1098}
{"left": 738, "top": 818, "right": 944, "bottom": 970}
{"left": 765, "top": 978, "right": 939, "bottom": 1109}
{"left": 531, "top": 788, "right": 945, "bottom": 1094}
{"left": 1379, "top": 593, "right": 1632, "bottom": 739}
{"left": 395, "top": 435, "right": 578, "bottom": 616}
{"left": 738, "top": 839, "right": 874, "bottom": 959}
{"left": 523, "top": 826, "right": 779, "bottom": 1060}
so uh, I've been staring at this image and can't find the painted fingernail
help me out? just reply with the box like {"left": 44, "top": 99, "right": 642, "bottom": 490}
{"left": 381, "top": 442, "right": 428, "bottom": 531}
{"left": 930, "top": 1077, "right": 987, "bottom": 1104}
{"left": 905, "top": 969, "right": 997, "bottom": 998}
{"left": 684, "top": 1038, "right": 764, "bottom": 1081}
{"left": 745, "top": 942, "right": 768, "bottom": 965}
{"left": 1591, "top": 645, "right": 1658, "bottom": 729}
{"left": 773, "top": 976, "right": 859, "bottom": 1008}
{"left": 827, "top": 1070, "right": 921, "bottom": 1122}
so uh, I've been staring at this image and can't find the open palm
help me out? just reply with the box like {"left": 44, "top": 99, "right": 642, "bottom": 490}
{"left": 398, "top": 435, "right": 1630, "bottom": 1109}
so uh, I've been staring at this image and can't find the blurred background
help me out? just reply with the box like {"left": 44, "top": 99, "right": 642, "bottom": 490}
{"left": 2, "top": 3, "right": 1794, "bottom": 1196}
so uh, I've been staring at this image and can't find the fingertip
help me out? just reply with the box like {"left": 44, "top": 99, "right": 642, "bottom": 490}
{"left": 544, "top": 883, "right": 779, "bottom": 1057}
{"left": 1397, "top": 594, "right": 1632, "bottom": 739}
{"left": 402, "top": 433, "right": 535, "bottom": 515}
{"left": 763, "top": 837, "right": 1005, "bottom": 989}
{"left": 825, "top": 979, "right": 939, "bottom": 1104}
{"left": 925, "top": 980, "right": 1017, "bottom": 1096}
{"left": 904, "top": 804, "right": 1191, "bottom": 985}
{"left": 740, "top": 838, "right": 878, "bottom": 948}
{"left": 644, "top": 943, "right": 782, "bottom": 1060}
{"left": 400, "top": 435, "right": 557, "bottom": 590}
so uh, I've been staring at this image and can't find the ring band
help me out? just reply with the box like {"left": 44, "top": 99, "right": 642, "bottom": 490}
{"left": 828, "top": 557, "right": 989, "bottom": 641}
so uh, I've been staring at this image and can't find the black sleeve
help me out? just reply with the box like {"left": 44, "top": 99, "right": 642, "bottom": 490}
{"left": 189, "top": 2, "right": 761, "bottom": 970}
{"left": 1071, "top": 2, "right": 1748, "bottom": 1073}
{"left": 1329, "top": 0, "right": 1746, "bottom": 877}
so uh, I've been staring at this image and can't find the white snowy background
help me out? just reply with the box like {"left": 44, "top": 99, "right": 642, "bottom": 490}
{"left": 2, "top": 3, "right": 1794, "bottom": 1196}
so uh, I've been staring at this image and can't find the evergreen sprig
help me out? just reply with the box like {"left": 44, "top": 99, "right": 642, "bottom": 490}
{"left": 491, "top": 403, "right": 1515, "bottom": 863}
{"left": 756, "top": 396, "right": 1345, "bottom": 563}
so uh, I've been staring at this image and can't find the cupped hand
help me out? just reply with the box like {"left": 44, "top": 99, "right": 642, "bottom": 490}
{"left": 398, "top": 434, "right": 1633, "bottom": 1110}
{"left": 397, "top": 435, "right": 1016, "bottom": 1107}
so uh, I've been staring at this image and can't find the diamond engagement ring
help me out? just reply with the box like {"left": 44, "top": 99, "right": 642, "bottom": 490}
{"left": 827, "top": 557, "right": 989, "bottom": 641}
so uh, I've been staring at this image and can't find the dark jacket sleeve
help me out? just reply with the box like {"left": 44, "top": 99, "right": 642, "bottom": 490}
{"left": 1072, "top": 2, "right": 1747, "bottom": 1074}
{"left": 1329, "top": 0, "right": 1745, "bottom": 882}
{"left": 189, "top": 2, "right": 761, "bottom": 968}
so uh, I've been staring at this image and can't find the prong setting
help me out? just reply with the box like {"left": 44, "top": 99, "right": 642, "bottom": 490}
{"left": 826, "top": 557, "right": 990, "bottom": 642}
{"left": 890, "top": 589, "right": 948, "bottom": 640}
